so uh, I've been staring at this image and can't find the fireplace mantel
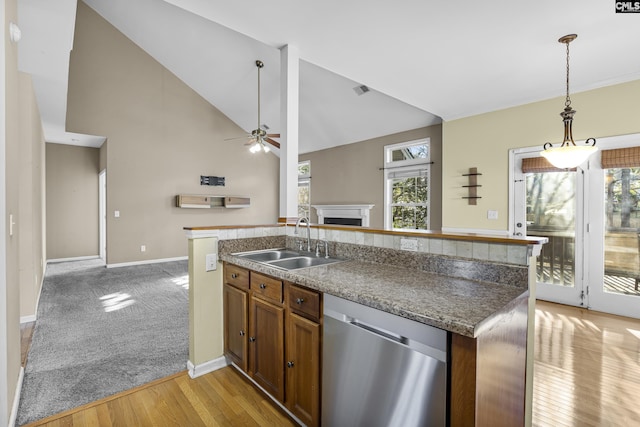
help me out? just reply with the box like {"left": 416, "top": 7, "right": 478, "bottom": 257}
{"left": 312, "top": 204, "right": 375, "bottom": 227}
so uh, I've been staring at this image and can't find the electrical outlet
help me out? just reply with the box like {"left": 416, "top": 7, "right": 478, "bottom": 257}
{"left": 487, "top": 210, "right": 499, "bottom": 220}
{"left": 400, "top": 238, "right": 418, "bottom": 251}
{"left": 206, "top": 253, "right": 218, "bottom": 271}
{"left": 140, "top": 245, "right": 146, "bottom": 252}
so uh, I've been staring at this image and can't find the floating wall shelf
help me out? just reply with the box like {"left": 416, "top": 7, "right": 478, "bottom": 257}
{"left": 462, "top": 167, "right": 482, "bottom": 205}
{"left": 175, "top": 195, "right": 250, "bottom": 209}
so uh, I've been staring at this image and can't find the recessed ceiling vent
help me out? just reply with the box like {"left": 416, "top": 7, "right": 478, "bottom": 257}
{"left": 353, "top": 85, "right": 370, "bottom": 96}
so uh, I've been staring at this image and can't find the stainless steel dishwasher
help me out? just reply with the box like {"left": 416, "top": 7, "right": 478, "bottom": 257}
{"left": 322, "top": 294, "right": 448, "bottom": 427}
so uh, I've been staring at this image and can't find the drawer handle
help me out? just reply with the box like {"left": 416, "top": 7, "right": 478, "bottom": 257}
{"left": 239, "top": 330, "right": 245, "bottom": 336}
{"left": 231, "top": 273, "right": 238, "bottom": 279}
{"left": 296, "top": 298, "right": 305, "bottom": 305}
{"left": 287, "top": 361, "right": 294, "bottom": 368}
{"left": 259, "top": 283, "right": 267, "bottom": 289}
{"left": 249, "top": 337, "right": 256, "bottom": 342}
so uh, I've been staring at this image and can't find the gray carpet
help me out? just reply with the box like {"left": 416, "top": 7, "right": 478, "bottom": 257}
{"left": 17, "top": 259, "right": 189, "bottom": 425}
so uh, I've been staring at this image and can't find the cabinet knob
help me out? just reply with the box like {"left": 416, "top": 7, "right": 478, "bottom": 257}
{"left": 249, "top": 337, "right": 256, "bottom": 342}
{"left": 287, "top": 361, "right": 294, "bottom": 368}
{"left": 259, "top": 283, "right": 266, "bottom": 289}
{"left": 239, "top": 330, "right": 245, "bottom": 336}
{"left": 296, "top": 298, "right": 305, "bottom": 305}
{"left": 231, "top": 273, "right": 238, "bottom": 279}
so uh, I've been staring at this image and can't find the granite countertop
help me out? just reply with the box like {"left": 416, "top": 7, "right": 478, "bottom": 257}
{"left": 221, "top": 253, "right": 528, "bottom": 338}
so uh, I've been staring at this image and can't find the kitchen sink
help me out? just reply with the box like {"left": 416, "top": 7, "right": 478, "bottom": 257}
{"left": 237, "top": 249, "right": 301, "bottom": 262}
{"left": 268, "top": 256, "right": 341, "bottom": 270}
{"left": 234, "top": 249, "right": 343, "bottom": 270}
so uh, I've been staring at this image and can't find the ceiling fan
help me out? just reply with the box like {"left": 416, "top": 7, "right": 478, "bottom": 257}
{"left": 226, "top": 60, "right": 280, "bottom": 153}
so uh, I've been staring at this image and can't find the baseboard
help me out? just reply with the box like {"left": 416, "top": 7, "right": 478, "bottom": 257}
{"left": 9, "top": 367, "right": 24, "bottom": 427}
{"left": 106, "top": 256, "right": 188, "bottom": 269}
{"left": 20, "top": 265, "right": 46, "bottom": 324}
{"left": 47, "top": 255, "right": 101, "bottom": 264}
{"left": 187, "top": 356, "right": 229, "bottom": 379}
{"left": 20, "top": 314, "right": 36, "bottom": 324}
{"left": 441, "top": 227, "right": 511, "bottom": 237}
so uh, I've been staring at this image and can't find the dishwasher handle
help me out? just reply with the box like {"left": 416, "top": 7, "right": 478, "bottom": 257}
{"left": 348, "top": 318, "right": 409, "bottom": 345}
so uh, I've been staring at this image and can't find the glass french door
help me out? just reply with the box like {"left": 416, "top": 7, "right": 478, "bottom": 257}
{"left": 586, "top": 151, "right": 640, "bottom": 319}
{"left": 513, "top": 163, "right": 586, "bottom": 307}
{"left": 512, "top": 135, "right": 640, "bottom": 319}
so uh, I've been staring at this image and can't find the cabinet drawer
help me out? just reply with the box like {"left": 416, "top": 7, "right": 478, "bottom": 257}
{"left": 225, "top": 264, "right": 249, "bottom": 290}
{"left": 288, "top": 284, "right": 321, "bottom": 321}
{"left": 251, "top": 272, "right": 283, "bottom": 304}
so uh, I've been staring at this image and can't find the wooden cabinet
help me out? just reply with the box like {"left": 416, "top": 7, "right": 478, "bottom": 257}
{"left": 223, "top": 263, "right": 322, "bottom": 427}
{"left": 249, "top": 295, "right": 285, "bottom": 401}
{"left": 223, "top": 264, "right": 249, "bottom": 372}
{"left": 223, "top": 284, "right": 248, "bottom": 371}
{"left": 286, "top": 311, "right": 321, "bottom": 427}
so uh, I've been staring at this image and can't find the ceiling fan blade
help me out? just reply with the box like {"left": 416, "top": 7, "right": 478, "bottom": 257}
{"left": 265, "top": 137, "right": 281, "bottom": 149}
{"left": 267, "top": 133, "right": 280, "bottom": 138}
{"left": 224, "top": 134, "right": 250, "bottom": 141}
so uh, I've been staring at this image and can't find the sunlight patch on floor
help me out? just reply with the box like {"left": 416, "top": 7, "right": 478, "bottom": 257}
{"left": 100, "top": 292, "right": 136, "bottom": 312}
{"left": 172, "top": 275, "right": 189, "bottom": 290}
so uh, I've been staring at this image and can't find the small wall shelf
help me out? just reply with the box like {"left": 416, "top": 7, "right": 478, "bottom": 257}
{"left": 462, "top": 167, "right": 482, "bottom": 205}
{"left": 175, "top": 195, "right": 250, "bottom": 209}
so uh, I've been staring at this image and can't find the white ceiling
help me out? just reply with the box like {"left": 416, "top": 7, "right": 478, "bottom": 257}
{"left": 17, "top": 0, "right": 640, "bottom": 153}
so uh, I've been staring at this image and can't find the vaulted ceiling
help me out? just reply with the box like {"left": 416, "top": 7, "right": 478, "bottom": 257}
{"left": 17, "top": 0, "right": 640, "bottom": 153}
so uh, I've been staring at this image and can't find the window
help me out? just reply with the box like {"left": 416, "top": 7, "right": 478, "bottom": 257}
{"left": 298, "top": 161, "right": 311, "bottom": 219}
{"left": 383, "top": 140, "right": 430, "bottom": 230}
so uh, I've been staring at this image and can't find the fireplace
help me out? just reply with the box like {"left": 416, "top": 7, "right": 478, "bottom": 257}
{"left": 312, "top": 204, "right": 374, "bottom": 227}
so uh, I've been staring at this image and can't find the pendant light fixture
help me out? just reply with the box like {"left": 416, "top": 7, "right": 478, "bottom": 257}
{"left": 540, "top": 34, "right": 596, "bottom": 169}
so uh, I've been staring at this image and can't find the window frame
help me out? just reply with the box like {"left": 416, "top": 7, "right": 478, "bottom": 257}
{"left": 383, "top": 139, "right": 431, "bottom": 231}
{"left": 298, "top": 161, "right": 311, "bottom": 219}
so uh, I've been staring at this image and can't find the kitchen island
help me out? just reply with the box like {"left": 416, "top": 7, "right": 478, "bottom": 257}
{"left": 184, "top": 224, "right": 546, "bottom": 426}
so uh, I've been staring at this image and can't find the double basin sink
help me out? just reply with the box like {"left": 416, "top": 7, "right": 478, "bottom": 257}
{"left": 234, "top": 248, "right": 343, "bottom": 271}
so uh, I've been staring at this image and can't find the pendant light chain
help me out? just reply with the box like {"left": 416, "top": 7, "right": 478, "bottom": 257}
{"left": 564, "top": 40, "right": 572, "bottom": 109}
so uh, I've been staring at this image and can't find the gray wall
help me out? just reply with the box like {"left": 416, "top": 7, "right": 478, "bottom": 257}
{"left": 300, "top": 125, "right": 442, "bottom": 230}
{"left": 66, "top": 2, "right": 279, "bottom": 264}
{"left": 46, "top": 144, "right": 99, "bottom": 260}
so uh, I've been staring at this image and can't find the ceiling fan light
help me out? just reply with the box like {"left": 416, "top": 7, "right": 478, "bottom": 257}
{"left": 540, "top": 144, "right": 597, "bottom": 169}
{"left": 263, "top": 143, "right": 270, "bottom": 153}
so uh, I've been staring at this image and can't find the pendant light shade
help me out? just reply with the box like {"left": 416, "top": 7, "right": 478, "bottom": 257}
{"left": 540, "top": 34, "right": 597, "bottom": 169}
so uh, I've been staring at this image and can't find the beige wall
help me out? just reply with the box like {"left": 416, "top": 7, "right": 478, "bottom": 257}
{"left": 46, "top": 144, "right": 99, "bottom": 260}
{"left": 299, "top": 125, "right": 442, "bottom": 230}
{"left": 442, "top": 79, "right": 640, "bottom": 232}
{"left": 66, "top": 2, "right": 279, "bottom": 265}
{"left": 4, "top": 0, "right": 24, "bottom": 419}
{"left": 19, "top": 73, "right": 46, "bottom": 318}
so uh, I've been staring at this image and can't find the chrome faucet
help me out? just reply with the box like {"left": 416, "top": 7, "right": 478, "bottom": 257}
{"left": 316, "top": 240, "right": 329, "bottom": 258}
{"left": 295, "top": 217, "right": 311, "bottom": 252}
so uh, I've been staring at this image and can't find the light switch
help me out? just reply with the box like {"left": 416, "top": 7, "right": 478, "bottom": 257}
{"left": 114, "top": 210, "right": 120, "bottom": 218}
{"left": 487, "top": 210, "right": 499, "bottom": 220}
{"left": 206, "top": 253, "right": 217, "bottom": 271}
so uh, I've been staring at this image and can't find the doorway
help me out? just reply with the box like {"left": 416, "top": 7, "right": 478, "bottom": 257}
{"left": 99, "top": 169, "right": 106, "bottom": 262}
{"left": 511, "top": 134, "right": 640, "bottom": 319}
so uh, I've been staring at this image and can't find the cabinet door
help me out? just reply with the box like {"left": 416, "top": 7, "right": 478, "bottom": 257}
{"left": 223, "top": 284, "right": 248, "bottom": 371}
{"left": 286, "top": 312, "right": 321, "bottom": 427}
{"left": 249, "top": 296, "right": 285, "bottom": 402}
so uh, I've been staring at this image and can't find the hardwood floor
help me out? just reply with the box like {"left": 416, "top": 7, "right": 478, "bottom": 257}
{"left": 20, "top": 321, "right": 35, "bottom": 367}
{"left": 533, "top": 301, "right": 640, "bottom": 426}
{"left": 21, "top": 367, "right": 297, "bottom": 427}
{"left": 19, "top": 302, "right": 639, "bottom": 426}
